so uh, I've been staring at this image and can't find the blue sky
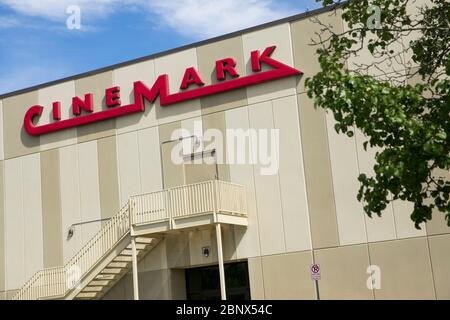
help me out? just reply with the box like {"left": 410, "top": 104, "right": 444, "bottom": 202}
{"left": 0, "top": 0, "right": 320, "bottom": 95}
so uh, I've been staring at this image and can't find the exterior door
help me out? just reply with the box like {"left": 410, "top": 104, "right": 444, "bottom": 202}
{"left": 185, "top": 261, "right": 251, "bottom": 300}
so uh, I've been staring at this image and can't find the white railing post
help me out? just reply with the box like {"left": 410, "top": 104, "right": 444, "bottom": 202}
{"left": 129, "top": 197, "right": 135, "bottom": 227}
{"left": 212, "top": 181, "right": 218, "bottom": 216}
{"left": 216, "top": 180, "right": 222, "bottom": 213}
{"left": 167, "top": 188, "right": 172, "bottom": 229}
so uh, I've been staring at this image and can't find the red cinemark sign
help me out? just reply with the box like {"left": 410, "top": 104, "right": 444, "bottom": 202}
{"left": 24, "top": 46, "right": 302, "bottom": 136}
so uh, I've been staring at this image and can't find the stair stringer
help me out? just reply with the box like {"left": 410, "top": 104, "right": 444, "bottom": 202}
{"left": 92, "top": 237, "right": 163, "bottom": 300}
{"left": 64, "top": 232, "right": 132, "bottom": 300}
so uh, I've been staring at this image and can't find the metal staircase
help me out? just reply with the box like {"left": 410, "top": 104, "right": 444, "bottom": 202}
{"left": 72, "top": 237, "right": 160, "bottom": 300}
{"left": 11, "top": 180, "right": 248, "bottom": 300}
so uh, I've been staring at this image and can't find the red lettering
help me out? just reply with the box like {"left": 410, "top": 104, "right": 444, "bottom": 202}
{"left": 133, "top": 75, "right": 169, "bottom": 109}
{"left": 180, "top": 67, "right": 204, "bottom": 90}
{"left": 105, "top": 86, "right": 121, "bottom": 107}
{"left": 24, "top": 46, "right": 302, "bottom": 136}
{"left": 72, "top": 94, "right": 93, "bottom": 115}
{"left": 52, "top": 102, "right": 61, "bottom": 120}
{"left": 251, "top": 46, "right": 276, "bottom": 72}
{"left": 216, "top": 58, "right": 239, "bottom": 80}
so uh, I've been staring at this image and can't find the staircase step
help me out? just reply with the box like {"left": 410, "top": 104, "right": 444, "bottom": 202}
{"left": 76, "top": 292, "right": 98, "bottom": 299}
{"left": 81, "top": 286, "right": 104, "bottom": 293}
{"left": 126, "top": 243, "right": 147, "bottom": 250}
{"left": 135, "top": 237, "right": 154, "bottom": 244}
{"left": 120, "top": 249, "right": 142, "bottom": 256}
{"left": 101, "top": 268, "right": 122, "bottom": 275}
{"left": 89, "top": 280, "right": 110, "bottom": 286}
{"left": 107, "top": 262, "right": 128, "bottom": 269}
{"left": 95, "top": 274, "right": 116, "bottom": 281}
{"left": 114, "top": 256, "right": 133, "bottom": 262}
{"left": 71, "top": 238, "right": 161, "bottom": 300}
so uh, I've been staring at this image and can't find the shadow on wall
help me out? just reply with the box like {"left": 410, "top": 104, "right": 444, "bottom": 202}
{"left": 20, "top": 125, "right": 40, "bottom": 149}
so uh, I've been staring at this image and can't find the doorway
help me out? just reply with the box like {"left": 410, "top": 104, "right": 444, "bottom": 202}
{"left": 185, "top": 261, "right": 251, "bottom": 300}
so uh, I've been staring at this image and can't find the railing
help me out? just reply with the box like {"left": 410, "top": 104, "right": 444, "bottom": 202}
{"left": 21, "top": 267, "right": 66, "bottom": 300}
{"left": 130, "top": 190, "right": 168, "bottom": 225}
{"left": 12, "top": 180, "right": 247, "bottom": 300}
{"left": 12, "top": 203, "right": 130, "bottom": 300}
{"left": 215, "top": 181, "right": 247, "bottom": 216}
{"left": 65, "top": 203, "right": 130, "bottom": 281}
{"left": 169, "top": 181, "right": 216, "bottom": 218}
{"left": 0, "top": 289, "right": 18, "bottom": 300}
{"left": 130, "top": 180, "right": 247, "bottom": 224}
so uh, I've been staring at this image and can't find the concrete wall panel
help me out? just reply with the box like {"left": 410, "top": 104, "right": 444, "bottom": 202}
{"left": 273, "top": 95, "right": 312, "bottom": 251}
{"left": 369, "top": 238, "right": 435, "bottom": 299}
{"left": 60, "top": 145, "right": 83, "bottom": 263}
{"left": 197, "top": 36, "right": 248, "bottom": 115}
{"left": 3, "top": 91, "right": 40, "bottom": 159}
{"left": 137, "top": 127, "right": 163, "bottom": 193}
{"left": 97, "top": 136, "right": 120, "bottom": 219}
{"left": 248, "top": 101, "right": 285, "bottom": 256}
{"left": 243, "top": 23, "right": 296, "bottom": 105}
{"left": 75, "top": 72, "right": 116, "bottom": 142}
{"left": 22, "top": 154, "right": 44, "bottom": 279}
{"left": 326, "top": 114, "right": 367, "bottom": 245}
{"left": 117, "top": 131, "right": 141, "bottom": 206}
{"left": 225, "top": 107, "right": 261, "bottom": 258}
{"left": 40, "top": 149, "right": 63, "bottom": 267}
{"left": 154, "top": 49, "right": 201, "bottom": 125}
{"left": 77, "top": 141, "right": 102, "bottom": 243}
{"left": 429, "top": 234, "right": 450, "bottom": 299}
{"left": 0, "top": 162, "right": 4, "bottom": 291}
{"left": 291, "top": 9, "right": 344, "bottom": 93}
{"left": 315, "top": 244, "right": 373, "bottom": 299}
{"left": 261, "top": 251, "right": 315, "bottom": 299}
{"left": 38, "top": 81, "right": 77, "bottom": 151}
{"left": 113, "top": 59, "right": 157, "bottom": 134}
{"left": 355, "top": 130, "right": 397, "bottom": 242}
{"left": 297, "top": 93, "right": 339, "bottom": 249}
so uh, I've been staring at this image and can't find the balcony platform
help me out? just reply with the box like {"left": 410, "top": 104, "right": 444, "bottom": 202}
{"left": 132, "top": 212, "right": 248, "bottom": 236}
{"left": 130, "top": 180, "right": 248, "bottom": 236}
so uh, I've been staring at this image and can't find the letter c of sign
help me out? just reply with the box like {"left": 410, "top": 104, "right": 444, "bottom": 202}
{"left": 24, "top": 105, "right": 44, "bottom": 136}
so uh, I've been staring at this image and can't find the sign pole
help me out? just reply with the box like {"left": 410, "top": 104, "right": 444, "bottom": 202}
{"left": 310, "top": 263, "right": 321, "bottom": 300}
{"left": 315, "top": 279, "right": 320, "bottom": 300}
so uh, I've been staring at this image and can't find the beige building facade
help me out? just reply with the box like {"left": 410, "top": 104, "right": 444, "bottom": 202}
{"left": 0, "top": 5, "right": 449, "bottom": 300}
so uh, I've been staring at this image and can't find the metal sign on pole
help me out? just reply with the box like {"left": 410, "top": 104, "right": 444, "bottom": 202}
{"left": 310, "top": 263, "right": 321, "bottom": 300}
{"left": 310, "top": 264, "right": 321, "bottom": 281}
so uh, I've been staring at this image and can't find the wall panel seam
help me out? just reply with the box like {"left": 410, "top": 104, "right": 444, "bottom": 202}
{"left": 351, "top": 125, "right": 375, "bottom": 299}
{"left": 270, "top": 101, "right": 287, "bottom": 254}
{"left": 246, "top": 107, "right": 263, "bottom": 257}
{"left": 425, "top": 235, "right": 438, "bottom": 299}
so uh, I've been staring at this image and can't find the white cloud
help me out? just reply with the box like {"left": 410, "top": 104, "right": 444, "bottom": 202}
{"left": 0, "top": 0, "right": 298, "bottom": 38}
{"left": 141, "top": 0, "right": 297, "bottom": 38}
